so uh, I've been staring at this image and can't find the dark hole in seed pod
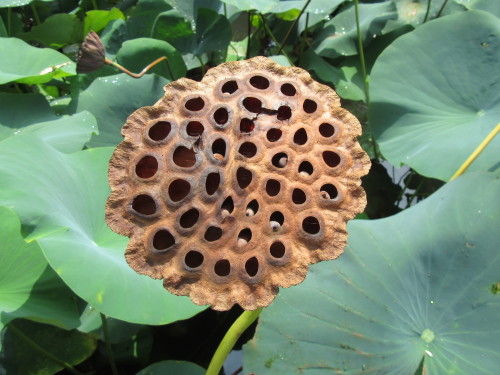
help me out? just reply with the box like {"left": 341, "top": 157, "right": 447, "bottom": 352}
{"left": 212, "top": 139, "right": 226, "bottom": 159}
{"left": 204, "top": 226, "right": 222, "bottom": 242}
{"left": 153, "top": 229, "right": 175, "bottom": 251}
{"left": 185, "top": 250, "right": 204, "bottom": 268}
{"left": 270, "top": 241, "right": 285, "bottom": 258}
{"left": 245, "top": 257, "right": 259, "bottom": 277}
{"left": 266, "top": 128, "right": 282, "bottom": 142}
{"left": 221, "top": 196, "right": 234, "bottom": 214}
{"left": 214, "top": 107, "right": 229, "bottom": 125}
{"left": 205, "top": 172, "right": 220, "bottom": 195}
{"left": 214, "top": 259, "right": 230, "bottom": 276}
{"left": 186, "top": 121, "right": 204, "bottom": 136}
{"left": 303, "top": 99, "right": 317, "bottom": 113}
{"left": 246, "top": 199, "right": 259, "bottom": 217}
{"left": 277, "top": 105, "right": 292, "bottom": 120}
{"left": 222, "top": 80, "right": 238, "bottom": 94}
{"left": 302, "top": 216, "right": 320, "bottom": 234}
{"left": 132, "top": 194, "right": 156, "bottom": 215}
{"left": 148, "top": 121, "right": 171, "bottom": 141}
{"left": 250, "top": 75, "right": 270, "bottom": 89}
{"left": 238, "top": 228, "right": 252, "bottom": 244}
{"left": 293, "top": 128, "right": 308, "bottom": 145}
{"left": 266, "top": 179, "right": 281, "bottom": 196}
{"left": 168, "top": 179, "right": 190, "bottom": 202}
{"left": 292, "top": 188, "right": 306, "bottom": 205}
{"left": 323, "top": 151, "right": 341, "bottom": 168}
{"left": 272, "top": 152, "right": 288, "bottom": 168}
{"left": 280, "top": 83, "right": 296, "bottom": 96}
{"left": 321, "top": 183, "right": 338, "bottom": 200}
{"left": 319, "top": 123, "right": 335, "bottom": 137}
{"left": 298, "top": 161, "right": 314, "bottom": 176}
{"left": 135, "top": 155, "right": 158, "bottom": 178}
{"left": 173, "top": 146, "right": 196, "bottom": 167}
{"left": 240, "top": 118, "right": 255, "bottom": 133}
{"left": 179, "top": 208, "right": 199, "bottom": 228}
{"left": 236, "top": 167, "right": 252, "bottom": 189}
{"left": 238, "top": 142, "right": 257, "bottom": 158}
{"left": 270, "top": 211, "right": 284, "bottom": 226}
{"left": 185, "top": 97, "right": 205, "bottom": 111}
{"left": 243, "top": 97, "right": 262, "bottom": 113}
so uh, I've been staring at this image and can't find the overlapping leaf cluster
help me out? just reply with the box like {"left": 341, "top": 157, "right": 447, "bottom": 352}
{"left": 0, "top": 0, "right": 498, "bottom": 374}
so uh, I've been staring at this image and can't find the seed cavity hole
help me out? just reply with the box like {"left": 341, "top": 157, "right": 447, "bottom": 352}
{"left": 240, "top": 118, "right": 255, "bottom": 133}
{"left": 237, "top": 167, "right": 252, "bottom": 189}
{"left": 319, "top": 123, "right": 335, "bottom": 137}
{"left": 148, "top": 121, "right": 171, "bottom": 141}
{"left": 243, "top": 97, "right": 262, "bottom": 113}
{"left": 266, "top": 128, "right": 282, "bottom": 142}
{"left": 245, "top": 257, "right": 259, "bottom": 277}
{"left": 298, "top": 161, "right": 314, "bottom": 177}
{"left": 246, "top": 199, "right": 259, "bottom": 217}
{"left": 204, "top": 226, "right": 223, "bottom": 242}
{"left": 168, "top": 179, "right": 190, "bottom": 202}
{"left": 153, "top": 229, "right": 175, "bottom": 251}
{"left": 292, "top": 188, "right": 306, "bottom": 205}
{"left": 321, "top": 184, "right": 338, "bottom": 200}
{"left": 271, "top": 152, "right": 288, "bottom": 168}
{"left": 280, "top": 83, "right": 296, "bottom": 96}
{"left": 277, "top": 105, "right": 292, "bottom": 121}
{"left": 222, "top": 80, "right": 238, "bottom": 94}
{"left": 270, "top": 241, "right": 285, "bottom": 258}
{"left": 179, "top": 208, "right": 199, "bottom": 228}
{"left": 237, "top": 228, "right": 252, "bottom": 246}
{"left": 186, "top": 121, "right": 204, "bottom": 136}
{"left": 205, "top": 172, "right": 220, "bottom": 195}
{"left": 250, "top": 75, "right": 270, "bottom": 89}
{"left": 214, "top": 259, "right": 231, "bottom": 277}
{"left": 185, "top": 97, "right": 205, "bottom": 111}
{"left": 221, "top": 196, "right": 234, "bottom": 215}
{"left": 293, "top": 128, "right": 308, "bottom": 145}
{"left": 132, "top": 194, "right": 156, "bottom": 215}
{"left": 302, "top": 216, "right": 320, "bottom": 234}
{"left": 266, "top": 179, "right": 281, "bottom": 196}
{"left": 303, "top": 99, "right": 317, "bottom": 113}
{"left": 173, "top": 146, "right": 196, "bottom": 167}
{"left": 185, "top": 250, "right": 204, "bottom": 268}
{"left": 214, "top": 107, "right": 229, "bottom": 125}
{"left": 135, "top": 155, "right": 158, "bottom": 179}
{"left": 323, "top": 151, "right": 341, "bottom": 168}
{"left": 212, "top": 139, "right": 226, "bottom": 160}
{"left": 238, "top": 142, "right": 257, "bottom": 158}
{"left": 270, "top": 211, "right": 284, "bottom": 231}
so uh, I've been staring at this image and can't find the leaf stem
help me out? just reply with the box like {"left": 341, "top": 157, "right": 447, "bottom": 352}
{"left": 277, "top": 0, "right": 312, "bottom": 55}
{"left": 8, "top": 323, "right": 84, "bottom": 375}
{"left": 423, "top": 0, "right": 432, "bottom": 23}
{"left": 449, "top": 122, "right": 500, "bottom": 181}
{"left": 436, "top": 0, "right": 450, "bottom": 18}
{"left": 196, "top": 55, "right": 206, "bottom": 75}
{"left": 100, "top": 314, "right": 118, "bottom": 375}
{"left": 91, "top": 0, "right": 99, "bottom": 10}
{"left": 354, "top": 0, "right": 370, "bottom": 106}
{"left": 7, "top": 7, "right": 12, "bottom": 36}
{"left": 260, "top": 14, "right": 294, "bottom": 66}
{"left": 206, "top": 308, "right": 263, "bottom": 375}
{"left": 30, "top": 2, "right": 41, "bottom": 25}
{"left": 105, "top": 56, "right": 174, "bottom": 80}
{"left": 246, "top": 11, "right": 252, "bottom": 59}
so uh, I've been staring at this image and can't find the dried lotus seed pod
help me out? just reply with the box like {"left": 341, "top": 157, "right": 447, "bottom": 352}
{"left": 105, "top": 56, "right": 371, "bottom": 311}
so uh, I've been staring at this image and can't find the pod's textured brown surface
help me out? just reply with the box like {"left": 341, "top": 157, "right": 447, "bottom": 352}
{"left": 106, "top": 57, "right": 371, "bottom": 311}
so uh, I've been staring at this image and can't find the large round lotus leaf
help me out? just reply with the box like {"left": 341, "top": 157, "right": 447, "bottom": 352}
{"left": 0, "top": 135, "right": 205, "bottom": 324}
{"left": 0, "top": 37, "right": 75, "bottom": 84}
{"left": 0, "top": 207, "right": 80, "bottom": 335}
{"left": 136, "top": 360, "right": 205, "bottom": 375}
{"left": 369, "top": 11, "right": 500, "bottom": 181}
{"left": 244, "top": 172, "right": 500, "bottom": 374}
{"left": 71, "top": 73, "right": 168, "bottom": 147}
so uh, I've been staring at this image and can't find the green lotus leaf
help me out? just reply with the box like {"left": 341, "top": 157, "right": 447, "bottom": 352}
{"left": 136, "top": 360, "right": 205, "bottom": 375}
{"left": 0, "top": 37, "right": 75, "bottom": 84}
{"left": 126, "top": 0, "right": 172, "bottom": 39}
{"left": 369, "top": 11, "right": 500, "bottom": 181}
{"left": 191, "top": 8, "right": 232, "bottom": 56}
{"left": 83, "top": 7, "right": 125, "bottom": 36}
{"left": 244, "top": 172, "right": 500, "bottom": 374}
{"left": 455, "top": 0, "right": 500, "bottom": 17}
{"left": 0, "top": 207, "right": 80, "bottom": 335}
{"left": 0, "top": 135, "right": 205, "bottom": 324}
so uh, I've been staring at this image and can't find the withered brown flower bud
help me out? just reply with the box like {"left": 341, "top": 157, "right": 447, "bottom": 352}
{"left": 105, "top": 57, "right": 371, "bottom": 311}
{"left": 77, "top": 31, "right": 105, "bottom": 74}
